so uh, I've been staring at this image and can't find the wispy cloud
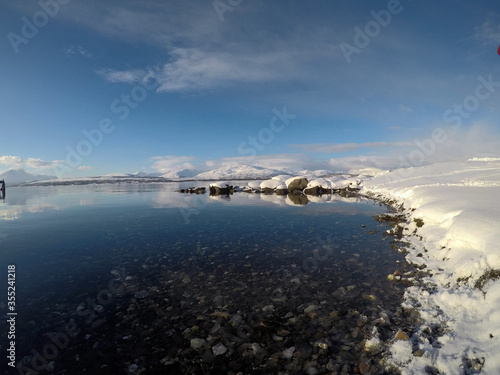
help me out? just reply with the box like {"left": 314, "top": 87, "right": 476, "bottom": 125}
{"left": 474, "top": 12, "right": 500, "bottom": 44}
{"left": 150, "top": 155, "right": 196, "bottom": 172}
{"left": 290, "top": 141, "right": 413, "bottom": 154}
{"left": 155, "top": 48, "right": 290, "bottom": 92}
{"left": 96, "top": 47, "right": 294, "bottom": 92}
{"left": 65, "top": 45, "right": 92, "bottom": 58}
{"left": 96, "top": 68, "right": 148, "bottom": 84}
{"left": 25, "top": 158, "right": 65, "bottom": 170}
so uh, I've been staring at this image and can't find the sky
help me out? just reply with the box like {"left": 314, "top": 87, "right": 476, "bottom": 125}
{"left": 1, "top": 0, "right": 499, "bottom": 177}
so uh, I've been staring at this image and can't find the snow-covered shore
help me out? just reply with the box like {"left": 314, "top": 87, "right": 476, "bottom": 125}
{"left": 362, "top": 160, "right": 500, "bottom": 374}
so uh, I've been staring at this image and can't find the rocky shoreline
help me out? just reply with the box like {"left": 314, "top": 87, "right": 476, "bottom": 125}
{"left": 178, "top": 176, "right": 362, "bottom": 203}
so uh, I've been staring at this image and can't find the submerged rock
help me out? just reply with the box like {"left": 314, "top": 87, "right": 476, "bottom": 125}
{"left": 212, "top": 342, "right": 227, "bottom": 356}
{"left": 190, "top": 338, "right": 206, "bottom": 349}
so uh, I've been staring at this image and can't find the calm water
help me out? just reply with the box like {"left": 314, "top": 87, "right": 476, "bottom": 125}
{"left": 0, "top": 183, "right": 410, "bottom": 374}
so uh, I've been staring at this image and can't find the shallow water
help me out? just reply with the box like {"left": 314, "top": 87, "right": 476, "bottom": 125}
{"left": 0, "top": 183, "right": 411, "bottom": 374}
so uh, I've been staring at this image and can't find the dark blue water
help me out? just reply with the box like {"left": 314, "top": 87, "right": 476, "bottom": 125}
{"left": 0, "top": 183, "right": 409, "bottom": 374}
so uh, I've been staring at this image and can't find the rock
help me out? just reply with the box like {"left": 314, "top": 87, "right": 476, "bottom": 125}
{"left": 190, "top": 338, "right": 206, "bottom": 349}
{"left": 303, "top": 186, "right": 321, "bottom": 195}
{"left": 395, "top": 330, "right": 410, "bottom": 341}
{"left": 262, "top": 304, "right": 274, "bottom": 312}
{"left": 275, "top": 184, "right": 288, "bottom": 195}
{"left": 282, "top": 346, "right": 295, "bottom": 359}
{"left": 212, "top": 342, "right": 227, "bottom": 356}
{"left": 364, "top": 337, "right": 382, "bottom": 354}
{"left": 314, "top": 340, "right": 328, "bottom": 349}
{"left": 128, "top": 364, "right": 139, "bottom": 372}
{"left": 135, "top": 290, "right": 149, "bottom": 299}
{"left": 286, "top": 177, "right": 308, "bottom": 192}
{"left": 304, "top": 305, "right": 320, "bottom": 314}
{"left": 362, "top": 293, "right": 377, "bottom": 302}
{"left": 359, "top": 361, "right": 371, "bottom": 374}
{"left": 209, "top": 183, "right": 233, "bottom": 195}
{"left": 413, "top": 349, "right": 424, "bottom": 357}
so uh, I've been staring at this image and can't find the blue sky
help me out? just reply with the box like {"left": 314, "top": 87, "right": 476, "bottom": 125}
{"left": 1, "top": 0, "right": 499, "bottom": 177}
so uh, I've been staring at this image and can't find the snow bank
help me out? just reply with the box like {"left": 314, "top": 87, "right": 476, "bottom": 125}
{"left": 363, "top": 160, "right": 500, "bottom": 374}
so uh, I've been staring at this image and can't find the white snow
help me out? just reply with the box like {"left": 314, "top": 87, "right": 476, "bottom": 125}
{"left": 330, "top": 177, "right": 356, "bottom": 188}
{"left": 209, "top": 181, "right": 231, "bottom": 189}
{"left": 362, "top": 160, "right": 500, "bottom": 374}
{"left": 160, "top": 169, "right": 198, "bottom": 179}
{"left": 247, "top": 180, "right": 263, "bottom": 189}
{"left": 306, "top": 178, "right": 332, "bottom": 189}
{"left": 195, "top": 165, "right": 287, "bottom": 180}
{"left": 260, "top": 179, "right": 282, "bottom": 189}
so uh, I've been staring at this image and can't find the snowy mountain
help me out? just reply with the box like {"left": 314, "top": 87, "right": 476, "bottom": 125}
{"left": 194, "top": 165, "right": 290, "bottom": 180}
{"left": 132, "top": 171, "right": 162, "bottom": 178}
{"left": 160, "top": 169, "right": 199, "bottom": 179}
{"left": 297, "top": 169, "right": 338, "bottom": 178}
{"left": 0, "top": 169, "right": 57, "bottom": 185}
{"left": 11, "top": 165, "right": 334, "bottom": 186}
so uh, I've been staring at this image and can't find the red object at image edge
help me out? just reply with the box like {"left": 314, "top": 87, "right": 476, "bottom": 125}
{"left": 498, "top": 45, "right": 500, "bottom": 55}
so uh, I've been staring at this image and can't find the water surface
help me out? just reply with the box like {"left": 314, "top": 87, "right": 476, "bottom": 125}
{"left": 0, "top": 183, "right": 410, "bottom": 374}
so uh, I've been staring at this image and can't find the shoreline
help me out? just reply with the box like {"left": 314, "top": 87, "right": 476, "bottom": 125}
{"left": 362, "top": 160, "right": 500, "bottom": 374}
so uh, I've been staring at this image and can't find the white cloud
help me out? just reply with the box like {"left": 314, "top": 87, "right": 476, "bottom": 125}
{"left": 150, "top": 155, "right": 196, "bottom": 172}
{"left": 78, "top": 165, "right": 93, "bottom": 170}
{"left": 290, "top": 141, "right": 413, "bottom": 154}
{"left": 0, "top": 156, "right": 66, "bottom": 174}
{"left": 0, "top": 156, "right": 22, "bottom": 165}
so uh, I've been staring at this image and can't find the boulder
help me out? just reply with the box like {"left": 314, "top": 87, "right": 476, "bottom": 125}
{"left": 303, "top": 186, "right": 321, "bottom": 195}
{"left": 275, "top": 184, "right": 288, "bottom": 195}
{"left": 285, "top": 177, "right": 308, "bottom": 192}
{"left": 209, "top": 182, "right": 233, "bottom": 195}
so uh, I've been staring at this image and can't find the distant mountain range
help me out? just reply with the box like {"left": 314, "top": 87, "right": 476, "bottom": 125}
{"left": 195, "top": 165, "right": 289, "bottom": 180}
{"left": 0, "top": 169, "right": 57, "bottom": 185}
{"left": 1, "top": 165, "right": 339, "bottom": 186}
